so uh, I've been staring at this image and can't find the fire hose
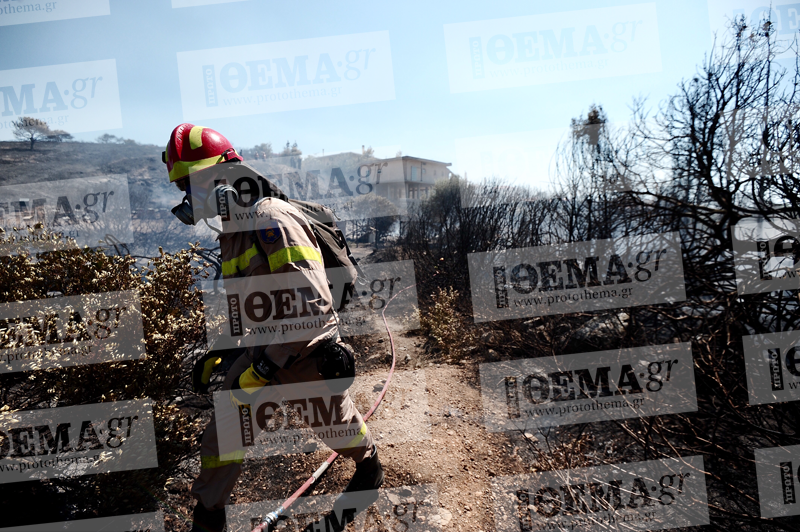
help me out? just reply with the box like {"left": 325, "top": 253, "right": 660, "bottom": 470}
{"left": 250, "top": 284, "right": 412, "bottom": 532}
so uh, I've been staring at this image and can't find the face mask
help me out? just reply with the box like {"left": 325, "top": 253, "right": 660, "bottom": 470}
{"left": 171, "top": 195, "right": 195, "bottom": 225}
{"left": 171, "top": 180, "right": 239, "bottom": 226}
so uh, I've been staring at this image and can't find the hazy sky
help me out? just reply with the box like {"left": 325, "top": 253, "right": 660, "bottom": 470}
{"left": 0, "top": 0, "right": 786, "bottom": 190}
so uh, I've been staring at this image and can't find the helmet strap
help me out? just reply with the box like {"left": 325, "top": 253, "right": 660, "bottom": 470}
{"left": 203, "top": 218, "right": 224, "bottom": 235}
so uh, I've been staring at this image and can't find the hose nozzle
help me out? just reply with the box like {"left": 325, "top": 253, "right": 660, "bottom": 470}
{"left": 253, "top": 507, "right": 284, "bottom": 532}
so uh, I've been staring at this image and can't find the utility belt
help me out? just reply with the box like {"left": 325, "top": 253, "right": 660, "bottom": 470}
{"left": 251, "top": 336, "right": 356, "bottom": 393}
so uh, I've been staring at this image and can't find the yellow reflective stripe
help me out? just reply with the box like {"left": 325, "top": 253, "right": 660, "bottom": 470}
{"left": 342, "top": 423, "right": 368, "bottom": 449}
{"left": 239, "top": 366, "right": 269, "bottom": 390}
{"left": 201, "top": 450, "right": 245, "bottom": 469}
{"left": 221, "top": 244, "right": 259, "bottom": 276}
{"left": 189, "top": 126, "right": 205, "bottom": 149}
{"left": 268, "top": 246, "right": 321, "bottom": 272}
{"left": 168, "top": 153, "right": 223, "bottom": 182}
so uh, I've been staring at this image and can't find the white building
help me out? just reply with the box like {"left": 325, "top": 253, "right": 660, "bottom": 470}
{"left": 248, "top": 150, "right": 453, "bottom": 213}
{"left": 371, "top": 156, "right": 453, "bottom": 210}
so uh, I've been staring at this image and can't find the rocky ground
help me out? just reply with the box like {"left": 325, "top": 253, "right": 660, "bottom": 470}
{"left": 164, "top": 326, "right": 548, "bottom": 532}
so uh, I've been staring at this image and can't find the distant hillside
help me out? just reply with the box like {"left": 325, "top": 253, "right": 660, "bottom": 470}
{"left": 0, "top": 141, "right": 164, "bottom": 185}
{"left": 0, "top": 142, "right": 384, "bottom": 259}
{"left": 0, "top": 141, "right": 217, "bottom": 257}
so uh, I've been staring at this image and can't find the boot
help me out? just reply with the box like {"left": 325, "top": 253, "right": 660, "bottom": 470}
{"left": 344, "top": 445, "right": 384, "bottom": 493}
{"left": 190, "top": 503, "right": 226, "bottom": 532}
{"left": 331, "top": 446, "right": 384, "bottom": 519}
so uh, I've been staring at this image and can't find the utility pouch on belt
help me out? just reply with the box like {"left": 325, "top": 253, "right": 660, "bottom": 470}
{"left": 315, "top": 339, "right": 356, "bottom": 393}
{"left": 253, "top": 351, "right": 282, "bottom": 382}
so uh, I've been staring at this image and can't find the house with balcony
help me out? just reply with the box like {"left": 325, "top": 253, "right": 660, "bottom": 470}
{"left": 249, "top": 150, "right": 452, "bottom": 213}
{"left": 371, "top": 156, "right": 453, "bottom": 210}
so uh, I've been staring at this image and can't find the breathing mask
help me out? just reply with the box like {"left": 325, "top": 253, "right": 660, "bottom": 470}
{"left": 171, "top": 180, "right": 239, "bottom": 226}
{"left": 171, "top": 195, "right": 195, "bottom": 225}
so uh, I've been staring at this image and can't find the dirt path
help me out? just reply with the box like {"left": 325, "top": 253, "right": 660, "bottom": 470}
{"left": 165, "top": 330, "right": 538, "bottom": 531}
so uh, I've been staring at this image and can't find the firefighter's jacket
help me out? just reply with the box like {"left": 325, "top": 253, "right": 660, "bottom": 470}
{"left": 217, "top": 197, "right": 337, "bottom": 369}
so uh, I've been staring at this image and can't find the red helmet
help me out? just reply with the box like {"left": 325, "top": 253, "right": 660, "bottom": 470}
{"left": 163, "top": 123, "right": 242, "bottom": 182}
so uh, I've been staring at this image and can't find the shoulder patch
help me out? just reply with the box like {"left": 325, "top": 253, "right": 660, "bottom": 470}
{"left": 259, "top": 226, "right": 282, "bottom": 245}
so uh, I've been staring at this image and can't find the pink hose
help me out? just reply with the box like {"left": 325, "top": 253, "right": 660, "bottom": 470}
{"left": 250, "top": 284, "right": 411, "bottom": 532}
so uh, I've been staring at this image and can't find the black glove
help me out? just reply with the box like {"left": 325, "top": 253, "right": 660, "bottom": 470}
{"left": 192, "top": 346, "right": 246, "bottom": 394}
{"left": 192, "top": 351, "right": 223, "bottom": 394}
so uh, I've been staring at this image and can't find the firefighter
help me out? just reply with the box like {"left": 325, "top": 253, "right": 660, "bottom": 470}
{"left": 163, "top": 123, "right": 384, "bottom": 532}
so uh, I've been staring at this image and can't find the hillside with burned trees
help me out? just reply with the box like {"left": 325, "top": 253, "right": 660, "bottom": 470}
{"left": 1, "top": 19, "right": 800, "bottom": 532}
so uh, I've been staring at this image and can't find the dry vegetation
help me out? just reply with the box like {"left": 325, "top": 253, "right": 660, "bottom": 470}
{"left": 394, "top": 20, "right": 800, "bottom": 531}
{"left": 1, "top": 18, "right": 800, "bottom": 532}
{"left": 0, "top": 228, "right": 208, "bottom": 525}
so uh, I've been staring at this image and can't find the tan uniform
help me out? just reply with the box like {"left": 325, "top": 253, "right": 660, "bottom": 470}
{"left": 191, "top": 197, "right": 374, "bottom": 511}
